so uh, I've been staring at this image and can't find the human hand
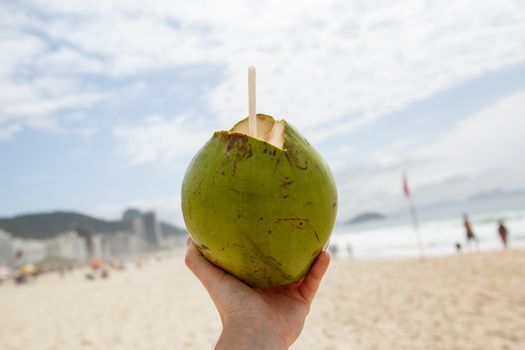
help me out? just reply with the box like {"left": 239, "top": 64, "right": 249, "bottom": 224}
{"left": 185, "top": 237, "right": 331, "bottom": 350}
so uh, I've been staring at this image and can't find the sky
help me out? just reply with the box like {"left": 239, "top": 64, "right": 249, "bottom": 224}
{"left": 1, "top": 0, "right": 525, "bottom": 226}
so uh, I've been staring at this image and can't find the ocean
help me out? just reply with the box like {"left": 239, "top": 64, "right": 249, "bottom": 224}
{"left": 330, "top": 209, "right": 525, "bottom": 259}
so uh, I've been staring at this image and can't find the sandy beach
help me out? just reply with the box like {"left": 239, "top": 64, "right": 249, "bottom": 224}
{"left": 1, "top": 250, "right": 524, "bottom": 350}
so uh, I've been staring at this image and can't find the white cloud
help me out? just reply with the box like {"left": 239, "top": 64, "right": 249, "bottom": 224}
{"left": 114, "top": 115, "right": 213, "bottom": 167}
{"left": 199, "top": 0, "right": 525, "bottom": 138}
{"left": 0, "top": 23, "right": 107, "bottom": 134}
{"left": 2, "top": 0, "right": 525, "bottom": 140}
{"left": 334, "top": 88, "right": 525, "bottom": 219}
{"left": 2, "top": 0, "right": 525, "bottom": 221}
{"left": 111, "top": 89, "right": 525, "bottom": 223}
{"left": 0, "top": 76, "right": 107, "bottom": 133}
{"left": 413, "top": 88, "right": 525, "bottom": 193}
{"left": 0, "top": 124, "right": 21, "bottom": 140}
{"left": 35, "top": 48, "right": 105, "bottom": 75}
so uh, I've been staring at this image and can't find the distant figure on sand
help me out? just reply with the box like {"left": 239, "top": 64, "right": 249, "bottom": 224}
{"left": 455, "top": 242, "right": 462, "bottom": 254}
{"left": 497, "top": 221, "right": 509, "bottom": 248}
{"left": 328, "top": 244, "right": 338, "bottom": 257}
{"left": 346, "top": 243, "right": 353, "bottom": 258}
{"left": 463, "top": 214, "right": 479, "bottom": 251}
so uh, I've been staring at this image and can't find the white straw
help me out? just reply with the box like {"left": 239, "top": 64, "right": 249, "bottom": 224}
{"left": 248, "top": 66, "right": 257, "bottom": 137}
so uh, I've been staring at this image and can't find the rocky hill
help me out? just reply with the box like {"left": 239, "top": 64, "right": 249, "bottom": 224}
{"left": 0, "top": 210, "right": 186, "bottom": 240}
{"left": 346, "top": 212, "right": 387, "bottom": 225}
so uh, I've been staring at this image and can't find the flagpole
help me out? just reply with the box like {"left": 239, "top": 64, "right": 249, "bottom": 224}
{"left": 409, "top": 195, "right": 424, "bottom": 259}
{"left": 403, "top": 172, "right": 425, "bottom": 259}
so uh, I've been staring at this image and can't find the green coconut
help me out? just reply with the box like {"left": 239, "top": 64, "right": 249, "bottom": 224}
{"left": 181, "top": 114, "right": 337, "bottom": 288}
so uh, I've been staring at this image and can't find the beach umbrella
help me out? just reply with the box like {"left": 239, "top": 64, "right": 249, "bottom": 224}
{"left": 0, "top": 266, "right": 11, "bottom": 280}
{"left": 19, "top": 264, "right": 37, "bottom": 276}
{"left": 90, "top": 258, "right": 103, "bottom": 270}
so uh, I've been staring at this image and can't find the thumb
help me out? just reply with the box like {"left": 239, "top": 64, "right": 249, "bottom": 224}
{"left": 298, "top": 251, "right": 330, "bottom": 305}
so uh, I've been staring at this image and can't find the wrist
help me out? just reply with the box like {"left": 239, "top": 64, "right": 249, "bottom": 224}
{"left": 215, "top": 319, "right": 288, "bottom": 350}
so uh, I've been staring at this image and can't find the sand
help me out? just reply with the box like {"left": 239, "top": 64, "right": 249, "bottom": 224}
{"left": 0, "top": 250, "right": 524, "bottom": 350}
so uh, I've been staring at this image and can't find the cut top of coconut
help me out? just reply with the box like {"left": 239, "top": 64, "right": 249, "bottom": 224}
{"left": 231, "top": 114, "right": 285, "bottom": 149}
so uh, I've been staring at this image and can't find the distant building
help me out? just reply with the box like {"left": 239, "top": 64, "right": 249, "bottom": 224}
{"left": 91, "top": 235, "right": 105, "bottom": 258}
{"left": 0, "top": 229, "right": 13, "bottom": 266}
{"left": 41, "top": 232, "right": 88, "bottom": 271}
{"left": 102, "top": 231, "right": 140, "bottom": 259}
{"left": 91, "top": 232, "right": 141, "bottom": 259}
{"left": 122, "top": 208, "right": 142, "bottom": 222}
{"left": 141, "top": 212, "right": 164, "bottom": 249}
{"left": 132, "top": 216, "right": 146, "bottom": 239}
{"left": 163, "top": 235, "right": 187, "bottom": 251}
{"left": 45, "top": 231, "right": 88, "bottom": 263}
{"left": 12, "top": 238, "right": 47, "bottom": 265}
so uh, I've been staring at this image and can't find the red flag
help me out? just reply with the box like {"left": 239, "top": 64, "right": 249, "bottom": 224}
{"left": 403, "top": 173, "right": 410, "bottom": 197}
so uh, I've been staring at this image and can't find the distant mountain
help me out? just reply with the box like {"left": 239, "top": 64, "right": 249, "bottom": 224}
{"left": 346, "top": 212, "right": 386, "bottom": 225}
{"left": 0, "top": 211, "right": 186, "bottom": 240}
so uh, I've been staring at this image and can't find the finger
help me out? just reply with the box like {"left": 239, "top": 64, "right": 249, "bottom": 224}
{"left": 184, "top": 238, "right": 227, "bottom": 295}
{"left": 298, "top": 251, "right": 330, "bottom": 305}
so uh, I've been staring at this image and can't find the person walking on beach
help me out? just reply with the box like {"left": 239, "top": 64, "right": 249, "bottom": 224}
{"left": 497, "top": 220, "right": 509, "bottom": 248}
{"left": 463, "top": 214, "right": 479, "bottom": 252}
